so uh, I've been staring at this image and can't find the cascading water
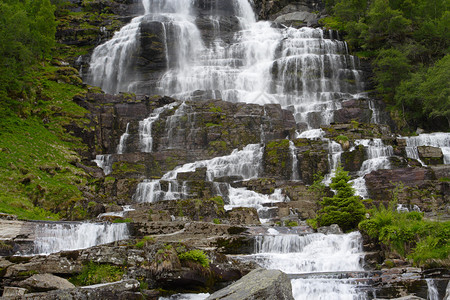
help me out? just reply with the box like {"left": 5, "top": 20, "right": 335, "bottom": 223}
{"left": 139, "top": 102, "right": 178, "bottom": 152}
{"left": 290, "top": 140, "right": 300, "bottom": 180}
{"left": 404, "top": 133, "right": 450, "bottom": 165}
{"left": 93, "top": 154, "right": 113, "bottom": 175}
{"left": 86, "top": 0, "right": 367, "bottom": 129}
{"left": 351, "top": 139, "right": 393, "bottom": 198}
{"left": 249, "top": 230, "right": 368, "bottom": 299}
{"left": 117, "top": 123, "right": 130, "bottom": 154}
{"left": 133, "top": 143, "right": 264, "bottom": 203}
{"left": 33, "top": 222, "right": 129, "bottom": 255}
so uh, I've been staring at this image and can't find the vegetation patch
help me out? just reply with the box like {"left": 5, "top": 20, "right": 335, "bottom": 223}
{"left": 178, "top": 249, "right": 210, "bottom": 268}
{"left": 310, "top": 166, "right": 366, "bottom": 232}
{"left": 359, "top": 201, "right": 450, "bottom": 267}
{"left": 70, "top": 262, "right": 124, "bottom": 286}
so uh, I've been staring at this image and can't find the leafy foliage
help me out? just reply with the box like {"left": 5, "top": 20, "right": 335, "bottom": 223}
{"left": 359, "top": 203, "right": 450, "bottom": 267}
{"left": 323, "top": 0, "right": 449, "bottom": 131}
{"left": 178, "top": 250, "right": 210, "bottom": 268}
{"left": 313, "top": 166, "right": 366, "bottom": 232}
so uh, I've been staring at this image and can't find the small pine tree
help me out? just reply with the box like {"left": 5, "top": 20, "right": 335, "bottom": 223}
{"left": 315, "top": 166, "right": 366, "bottom": 232}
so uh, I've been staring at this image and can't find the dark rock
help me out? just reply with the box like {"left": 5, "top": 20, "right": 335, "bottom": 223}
{"left": 226, "top": 207, "right": 261, "bottom": 225}
{"left": 365, "top": 168, "right": 436, "bottom": 201}
{"left": 342, "top": 144, "right": 366, "bottom": 172}
{"left": 317, "top": 224, "right": 342, "bottom": 234}
{"left": 206, "top": 268, "right": 294, "bottom": 300}
{"left": 417, "top": 146, "right": 444, "bottom": 165}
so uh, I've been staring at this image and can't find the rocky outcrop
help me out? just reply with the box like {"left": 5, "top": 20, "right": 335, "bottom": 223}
{"left": 294, "top": 138, "right": 329, "bottom": 185}
{"left": 18, "top": 274, "right": 75, "bottom": 292}
{"left": 417, "top": 146, "right": 444, "bottom": 165}
{"left": 15, "top": 279, "right": 142, "bottom": 300}
{"left": 253, "top": 0, "right": 324, "bottom": 22}
{"left": 206, "top": 268, "right": 294, "bottom": 300}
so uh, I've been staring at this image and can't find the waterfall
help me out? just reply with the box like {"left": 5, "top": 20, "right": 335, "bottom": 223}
{"left": 117, "top": 123, "right": 130, "bottom": 154}
{"left": 290, "top": 140, "right": 300, "bottom": 180}
{"left": 324, "top": 140, "right": 343, "bottom": 184}
{"left": 253, "top": 231, "right": 364, "bottom": 273}
{"left": 33, "top": 222, "right": 129, "bottom": 255}
{"left": 404, "top": 133, "right": 450, "bottom": 165}
{"left": 93, "top": 154, "right": 113, "bottom": 175}
{"left": 86, "top": 0, "right": 368, "bottom": 129}
{"left": 351, "top": 139, "right": 393, "bottom": 198}
{"left": 133, "top": 144, "right": 264, "bottom": 203}
{"left": 249, "top": 230, "right": 367, "bottom": 299}
{"left": 426, "top": 278, "right": 439, "bottom": 300}
{"left": 139, "top": 102, "right": 178, "bottom": 152}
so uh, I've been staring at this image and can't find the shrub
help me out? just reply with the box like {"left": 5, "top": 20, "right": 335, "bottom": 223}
{"left": 178, "top": 250, "right": 209, "bottom": 268}
{"left": 70, "top": 262, "right": 123, "bottom": 286}
{"left": 313, "top": 166, "right": 366, "bottom": 232}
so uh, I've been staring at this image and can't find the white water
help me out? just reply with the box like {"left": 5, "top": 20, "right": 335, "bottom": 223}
{"left": 33, "top": 222, "right": 129, "bottom": 255}
{"left": 140, "top": 102, "right": 178, "bottom": 152}
{"left": 252, "top": 231, "right": 364, "bottom": 273}
{"left": 426, "top": 278, "right": 439, "bottom": 300}
{"left": 324, "top": 140, "right": 343, "bottom": 184}
{"left": 226, "top": 187, "right": 288, "bottom": 212}
{"left": 87, "top": 0, "right": 367, "bottom": 129}
{"left": 351, "top": 139, "right": 393, "bottom": 198}
{"left": 134, "top": 143, "right": 264, "bottom": 203}
{"left": 404, "top": 132, "right": 450, "bottom": 165}
{"left": 94, "top": 154, "right": 113, "bottom": 175}
{"left": 117, "top": 123, "right": 130, "bottom": 154}
{"left": 248, "top": 230, "right": 367, "bottom": 299}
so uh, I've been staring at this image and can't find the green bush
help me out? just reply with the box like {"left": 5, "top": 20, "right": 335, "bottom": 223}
{"left": 70, "top": 262, "right": 124, "bottom": 286}
{"left": 359, "top": 203, "right": 450, "bottom": 266}
{"left": 313, "top": 166, "right": 366, "bottom": 232}
{"left": 178, "top": 250, "right": 210, "bottom": 268}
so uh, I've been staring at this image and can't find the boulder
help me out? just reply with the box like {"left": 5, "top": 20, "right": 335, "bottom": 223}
{"left": 2, "top": 287, "right": 27, "bottom": 297}
{"left": 417, "top": 146, "right": 444, "bottom": 165}
{"left": 19, "top": 279, "right": 142, "bottom": 300}
{"left": 206, "top": 268, "right": 294, "bottom": 300}
{"left": 18, "top": 273, "right": 75, "bottom": 292}
{"left": 317, "top": 224, "right": 342, "bottom": 234}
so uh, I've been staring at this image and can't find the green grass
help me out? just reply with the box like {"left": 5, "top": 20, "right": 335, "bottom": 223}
{"left": 70, "top": 262, "right": 124, "bottom": 286}
{"left": 178, "top": 249, "right": 210, "bottom": 268}
{"left": 0, "top": 62, "right": 91, "bottom": 220}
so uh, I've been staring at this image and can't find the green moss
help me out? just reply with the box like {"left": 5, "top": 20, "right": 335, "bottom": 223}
{"left": 112, "top": 218, "right": 132, "bottom": 223}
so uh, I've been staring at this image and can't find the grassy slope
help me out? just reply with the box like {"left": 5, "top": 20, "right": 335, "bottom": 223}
{"left": 0, "top": 63, "right": 91, "bottom": 220}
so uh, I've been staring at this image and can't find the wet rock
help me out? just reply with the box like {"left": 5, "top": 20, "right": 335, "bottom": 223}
{"left": 18, "top": 273, "right": 75, "bottom": 292}
{"left": 294, "top": 138, "right": 329, "bottom": 184}
{"left": 334, "top": 99, "right": 373, "bottom": 124}
{"left": 417, "top": 146, "right": 443, "bottom": 165}
{"left": 226, "top": 207, "right": 261, "bottom": 225}
{"left": 206, "top": 268, "right": 294, "bottom": 300}
{"left": 365, "top": 168, "right": 436, "bottom": 201}
{"left": 341, "top": 144, "right": 366, "bottom": 172}
{"left": 317, "top": 224, "right": 342, "bottom": 234}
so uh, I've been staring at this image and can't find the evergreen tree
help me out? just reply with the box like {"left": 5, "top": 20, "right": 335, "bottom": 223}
{"left": 314, "top": 166, "right": 366, "bottom": 232}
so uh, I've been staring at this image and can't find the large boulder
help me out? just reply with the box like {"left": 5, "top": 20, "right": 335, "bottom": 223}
{"left": 206, "top": 268, "right": 294, "bottom": 300}
{"left": 18, "top": 273, "right": 75, "bottom": 292}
